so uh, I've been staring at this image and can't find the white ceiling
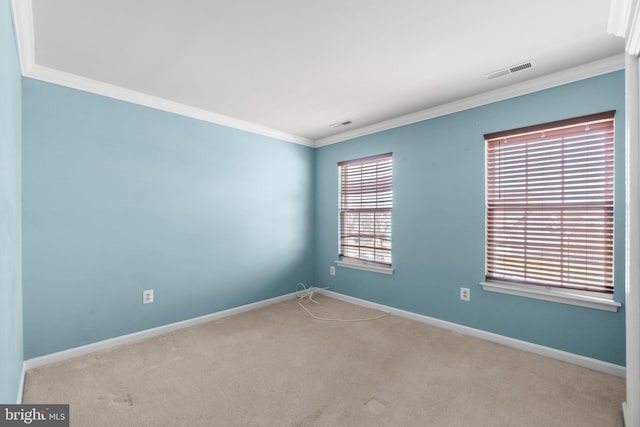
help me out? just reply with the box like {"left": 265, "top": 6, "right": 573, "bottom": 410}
{"left": 25, "top": 0, "right": 623, "bottom": 144}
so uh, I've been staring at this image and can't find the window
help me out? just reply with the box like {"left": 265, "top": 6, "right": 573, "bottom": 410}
{"left": 337, "top": 153, "right": 392, "bottom": 274}
{"left": 483, "top": 111, "right": 620, "bottom": 311}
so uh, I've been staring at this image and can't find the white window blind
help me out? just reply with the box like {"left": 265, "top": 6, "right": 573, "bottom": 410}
{"left": 339, "top": 153, "right": 392, "bottom": 266}
{"left": 484, "top": 111, "right": 615, "bottom": 294}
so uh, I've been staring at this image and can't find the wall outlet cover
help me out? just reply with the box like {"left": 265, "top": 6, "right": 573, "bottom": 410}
{"left": 143, "top": 289, "right": 154, "bottom": 304}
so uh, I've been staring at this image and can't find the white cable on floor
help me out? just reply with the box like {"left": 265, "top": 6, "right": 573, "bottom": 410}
{"left": 295, "top": 283, "right": 389, "bottom": 322}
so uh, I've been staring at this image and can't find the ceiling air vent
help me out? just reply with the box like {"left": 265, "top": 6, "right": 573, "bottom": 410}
{"left": 330, "top": 120, "right": 353, "bottom": 128}
{"left": 487, "top": 61, "right": 534, "bottom": 80}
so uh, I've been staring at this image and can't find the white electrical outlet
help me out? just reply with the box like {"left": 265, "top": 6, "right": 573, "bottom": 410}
{"left": 143, "top": 289, "right": 154, "bottom": 304}
{"left": 460, "top": 287, "right": 470, "bottom": 301}
{"left": 330, "top": 266, "right": 336, "bottom": 276}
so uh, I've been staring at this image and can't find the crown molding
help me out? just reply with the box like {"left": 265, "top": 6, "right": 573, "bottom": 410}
{"left": 11, "top": 0, "right": 626, "bottom": 149}
{"left": 315, "top": 54, "right": 625, "bottom": 147}
{"left": 10, "top": 0, "right": 313, "bottom": 147}
{"left": 627, "top": 0, "right": 640, "bottom": 55}
{"left": 608, "top": 0, "right": 640, "bottom": 55}
{"left": 608, "top": 0, "right": 634, "bottom": 37}
{"left": 11, "top": 0, "right": 34, "bottom": 75}
{"left": 26, "top": 65, "right": 314, "bottom": 146}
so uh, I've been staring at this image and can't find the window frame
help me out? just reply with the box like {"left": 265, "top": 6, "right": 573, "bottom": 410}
{"left": 336, "top": 153, "right": 394, "bottom": 275}
{"left": 481, "top": 112, "right": 620, "bottom": 311}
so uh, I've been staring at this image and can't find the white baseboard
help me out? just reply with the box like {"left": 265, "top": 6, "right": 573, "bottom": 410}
{"left": 23, "top": 292, "right": 296, "bottom": 370}
{"left": 16, "top": 364, "right": 25, "bottom": 404}
{"left": 321, "top": 289, "right": 626, "bottom": 378}
{"left": 22, "top": 288, "right": 625, "bottom": 378}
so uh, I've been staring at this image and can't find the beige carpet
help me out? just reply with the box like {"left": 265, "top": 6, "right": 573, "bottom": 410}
{"left": 23, "top": 294, "right": 625, "bottom": 426}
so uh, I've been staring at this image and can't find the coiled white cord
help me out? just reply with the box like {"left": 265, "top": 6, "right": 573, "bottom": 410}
{"left": 296, "top": 283, "right": 389, "bottom": 322}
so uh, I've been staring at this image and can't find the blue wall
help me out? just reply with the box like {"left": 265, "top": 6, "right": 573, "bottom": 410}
{"left": 22, "top": 79, "right": 316, "bottom": 358}
{"left": 0, "top": 0, "right": 23, "bottom": 403}
{"left": 315, "top": 71, "right": 626, "bottom": 365}
{"left": 20, "top": 61, "right": 625, "bottom": 365}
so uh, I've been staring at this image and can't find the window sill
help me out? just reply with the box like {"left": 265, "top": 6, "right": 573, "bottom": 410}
{"left": 335, "top": 260, "right": 394, "bottom": 275}
{"left": 480, "top": 281, "right": 621, "bottom": 312}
